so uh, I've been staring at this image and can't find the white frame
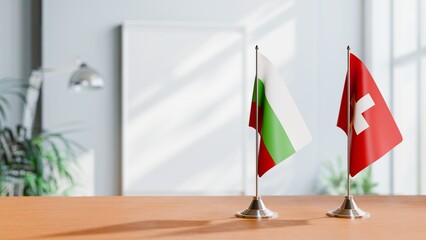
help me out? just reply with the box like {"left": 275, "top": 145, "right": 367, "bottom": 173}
{"left": 121, "top": 21, "right": 248, "bottom": 195}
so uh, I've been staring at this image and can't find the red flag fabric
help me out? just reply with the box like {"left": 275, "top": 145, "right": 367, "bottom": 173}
{"left": 337, "top": 53, "right": 402, "bottom": 177}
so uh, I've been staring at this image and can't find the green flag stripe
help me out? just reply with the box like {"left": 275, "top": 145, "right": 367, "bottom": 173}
{"left": 262, "top": 97, "right": 296, "bottom": 163}
{"left": 251, "top": 79, "right": 265, "bottom": 106}
{"left": 252, "top": 79, "right": 296, "bottom": 163}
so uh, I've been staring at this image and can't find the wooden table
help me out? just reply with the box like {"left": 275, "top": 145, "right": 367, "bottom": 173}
{"left": 1, "top": 196, "right": 425, "bottom": 239}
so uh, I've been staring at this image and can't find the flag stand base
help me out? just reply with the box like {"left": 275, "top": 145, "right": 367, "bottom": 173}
{"left": 236, "top": 196, "right": 278, "bottom": 219}
{"left": 327, "top": 195, "right": 370, "bottom": 219}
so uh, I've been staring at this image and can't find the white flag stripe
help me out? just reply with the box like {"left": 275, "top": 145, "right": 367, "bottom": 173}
{"left": 258, "top": 54, "right": 312, "bottom": 150}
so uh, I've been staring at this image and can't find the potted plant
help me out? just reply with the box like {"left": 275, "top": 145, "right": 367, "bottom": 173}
{"left": 0, "top": 79, "right": 80, "bottom": 196}
{"left": 319, "top": 156, "right": 378, "bottom": 195}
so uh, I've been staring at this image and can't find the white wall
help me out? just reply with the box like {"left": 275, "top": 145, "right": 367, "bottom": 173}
{"left": 42, "top": 0, "right": 363, "bottom": 195}
{"left": 0, "top": 0, "right": 32, "bottom": 127}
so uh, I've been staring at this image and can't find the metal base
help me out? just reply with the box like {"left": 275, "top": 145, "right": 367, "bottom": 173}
{"left": 236, "top": 196, "right": 278, "bottom": 219}
{"left": 327, "top": 195, "right": 370, "bottom": 219}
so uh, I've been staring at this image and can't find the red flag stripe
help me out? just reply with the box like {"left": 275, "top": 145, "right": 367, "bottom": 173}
{"left": 258, "top": 139, "right": 277, "bottom": 177}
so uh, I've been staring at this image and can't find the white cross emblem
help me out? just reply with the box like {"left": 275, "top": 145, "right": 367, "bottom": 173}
{"left": 353, "top": 93, "right": 375, "bottom": 135}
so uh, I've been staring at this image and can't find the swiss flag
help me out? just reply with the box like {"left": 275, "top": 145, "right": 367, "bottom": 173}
{"left": 337, "top": 53, "right": 402, "bottom": 177}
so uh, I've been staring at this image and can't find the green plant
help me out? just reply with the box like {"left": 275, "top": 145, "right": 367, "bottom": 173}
{"left": 0, "top": 78, "right": 81, "bottom": 196}
{"left": 0, "top": 125, "right": 82, "bottom": 196}
{"left": 319, "top": 156, "right": 378, "bottom": 195}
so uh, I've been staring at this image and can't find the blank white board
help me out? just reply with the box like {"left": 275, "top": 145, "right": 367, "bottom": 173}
{"left": 121, "top": 21, "right": 247, "bottom": 195}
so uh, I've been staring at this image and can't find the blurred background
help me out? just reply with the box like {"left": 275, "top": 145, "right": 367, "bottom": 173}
{"left": 0, "top": 0, "right": 424, "bottom": 196}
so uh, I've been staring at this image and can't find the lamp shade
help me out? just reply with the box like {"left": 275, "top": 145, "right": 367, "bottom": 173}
{"left": 69, "top": 63, "right": 104, "bottom": 90}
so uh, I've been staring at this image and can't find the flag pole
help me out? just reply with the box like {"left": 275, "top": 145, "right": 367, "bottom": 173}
{"left": 236, "top": 45, "right": 277, "bottom": 219}
{"left": 255, "top": 45, "right": 259, "bottom": 198}
{"left": 346, "top": 45, "right": 351, "bottom": 198}
{"left": 326, "top": 46, "right": 369, "bottom": 219}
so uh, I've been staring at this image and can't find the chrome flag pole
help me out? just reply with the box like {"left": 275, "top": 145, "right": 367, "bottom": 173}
{"left": 256, "top": 44, "right": 259, "bottom": 199}
{"left": 327, "top": 46, "right": 369, "bottom": 219}
{"left": 236, "top": 45, "right": 277, "bottom": 219}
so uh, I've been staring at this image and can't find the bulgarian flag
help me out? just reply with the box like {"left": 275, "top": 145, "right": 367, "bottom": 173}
{"left": 249, "top": 54, "right": 312, "bottom": 177}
